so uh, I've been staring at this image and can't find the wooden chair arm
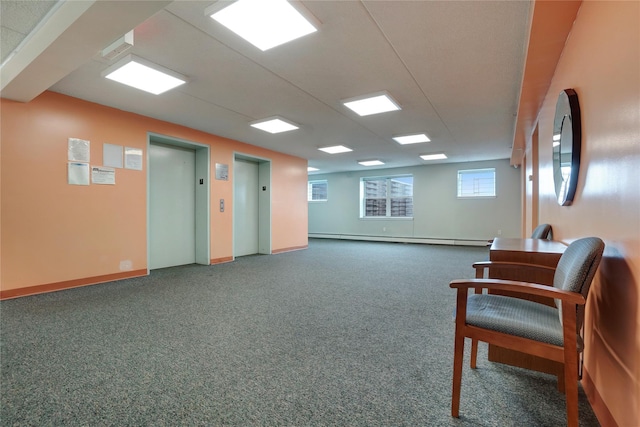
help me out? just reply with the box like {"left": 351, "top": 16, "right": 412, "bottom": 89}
{"left": 472, "top": 261, "right": 557, "bottom": 281}
{"left": 450, "top": 278, "right": 585, "bottom": 305}
{"left": 472, "top": 261, "right": 557, "bottom": 273}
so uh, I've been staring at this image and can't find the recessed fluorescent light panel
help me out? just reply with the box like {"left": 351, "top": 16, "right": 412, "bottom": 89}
{"left": 102, "top": 55, "right": 186, "bottom": 95}
{"left": 207, "top": 0, "right": 318, "bottom": 51}
{"left": 342, "top": 92, "right": 401, "bottom": 116}
{"left": 393, "top": 133, "right": 431, "bottom": 145}
{"left": 250, "top": 117, "right": 299, "bottom": 134}
{"left": 307, "top": 167, "right": 319, "bottom": 172}
{"left": 318, "top": 145, "right": 353, "bottom": 154}
{"left": 420, "top": 153, "right": 448, "bottom": 161}
{"left": 358, "top": 160, "right": 384, "bottom": 166}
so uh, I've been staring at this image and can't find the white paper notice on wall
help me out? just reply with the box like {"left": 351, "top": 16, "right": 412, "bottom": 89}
{"left": 91, "top": 166, "right": 116, "bottom": 185}
{"left": 103, "top": 143, "right": 123, "bottom": 168}
{"left": 215, "top": 163, "right": 229, "bottom": 180}
{"left": 124, "top": 147, "right": 143, "bottom": 170}
{"left": 68, "top": 162, "right": 90, "bottom": 185}
{"left": 68, "top": 138, "right": 90, "bottom": 162}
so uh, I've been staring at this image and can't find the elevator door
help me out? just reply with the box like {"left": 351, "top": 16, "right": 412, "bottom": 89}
{"left": 234, "top": 159, "right": 259, "bottom": 257}
{"left": 149, "top": 143, "right": 196, "bottom": 269}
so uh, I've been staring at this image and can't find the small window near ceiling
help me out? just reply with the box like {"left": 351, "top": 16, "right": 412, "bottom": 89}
{"left": 308, "top": 180, "right": 328, "bottom": 201}
{"left": 457, "top": 168, "right": 496, "bottom": 198}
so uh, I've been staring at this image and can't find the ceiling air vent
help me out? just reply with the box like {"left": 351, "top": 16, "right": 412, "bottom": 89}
{"left": 102, "top": 31, "right": 134, "bottom": 61}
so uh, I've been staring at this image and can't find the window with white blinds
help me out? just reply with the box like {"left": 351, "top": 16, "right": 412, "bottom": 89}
{"left": 308, "top": 180, "right": 328, "bottom": 201}
{"left": 457, "top": 168, "right": 496, "bottom": 198}
{"left": 360, "top": 175, "right": 413, "bottom": 218}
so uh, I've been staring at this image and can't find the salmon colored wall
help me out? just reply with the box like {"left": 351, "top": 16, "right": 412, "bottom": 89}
{"left": 1, "top": 91, "right": 308, "bottom": 294}
{"left": 532, "top": 2, "right": 639, "bottom": 426}
{"left": 271, "top": 162, "right": 308, "bottom": 253}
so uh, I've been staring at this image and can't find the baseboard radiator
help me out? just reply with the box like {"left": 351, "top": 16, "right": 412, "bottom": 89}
{"left": 308, "top": 233, "right": 490, "bottom": 247}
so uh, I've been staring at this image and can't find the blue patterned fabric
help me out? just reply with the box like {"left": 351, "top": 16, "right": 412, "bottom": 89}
{"left": 553, "top": 237, "right": 605, "bottom": 328}
{"left": 466, "top": 294, "right": 564, "bottom": 346}
{"left": 553, "top": 237, "right": 604, "bottom": 296}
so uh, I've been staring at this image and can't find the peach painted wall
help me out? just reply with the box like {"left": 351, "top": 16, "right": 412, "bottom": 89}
{"left": 1, "top": 91, "right": 308, "bottom": 293}
{"left": 531, "top": 2, "right": 639, "bottom": 426}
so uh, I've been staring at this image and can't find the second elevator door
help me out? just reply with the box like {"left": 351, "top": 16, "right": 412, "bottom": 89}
{"left": 234, "top": 159, "right": 259, "bottom": 257}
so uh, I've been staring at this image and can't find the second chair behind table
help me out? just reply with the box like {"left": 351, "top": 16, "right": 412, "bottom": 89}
{"left": 531, "top": 223, "right": 553, "bottom": 239}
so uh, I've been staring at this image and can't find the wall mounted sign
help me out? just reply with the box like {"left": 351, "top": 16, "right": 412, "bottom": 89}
{"left": 68, "top": 138, "right": 90, "bottom": 162}
{"left": 124, "top": 147, "right": 143, "bottom": 170}
{"left": 216, "top": 163, "right": 229, "bottom": 180}
{"left": 91, "top": 166, "right": 116, "bottom": 185}
{"left": 103, "top": 143, "right": 123, "bottom": 168}
{"left": 68, "top": 162, "right": 90, "bottom": 185}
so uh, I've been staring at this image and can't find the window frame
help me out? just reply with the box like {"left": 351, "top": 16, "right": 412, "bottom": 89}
{"left": 307, "top": 179, "right": 328, "bottom": 202}
{"left": 457, "top": 168, "right": 496, "bottom": 198}
{"left": 359, "top": 174, "right": 414, "bottom": 219}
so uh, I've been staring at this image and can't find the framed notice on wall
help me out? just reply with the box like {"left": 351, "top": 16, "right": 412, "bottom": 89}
{"left": 68, "top": 138, "right": 90, "bottom": 162}
{"left": 103, "top": 144, "right": 123, "bottom": 168}
{"left": 125, "top": 147, "right": 143, "bottom": 170}
{"left": 68, "top": 162, "right": 90, "bottom": 185}
{"left": 91, "top": 166, "right": 116, "bottom": 185}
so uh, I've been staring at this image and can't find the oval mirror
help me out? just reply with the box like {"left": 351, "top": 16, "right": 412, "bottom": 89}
{"left": 552, "top": 89, "right": 581, "bottom": 206}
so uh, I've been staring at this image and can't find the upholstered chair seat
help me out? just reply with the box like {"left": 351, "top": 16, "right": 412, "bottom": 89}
{"left": 466, "top": 293, "right": 565, "bottom": 347}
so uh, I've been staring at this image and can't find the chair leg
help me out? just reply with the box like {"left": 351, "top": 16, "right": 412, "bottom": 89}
{"left": 470, "top": 286, "right": 482, "bottom": 370}
{"left": 557, "top": 368, "right": 565, "bottom": 393}
{"left": 452, "top": 289, "right": 469, "bottom": 418}
{"left": 452, "top": 329, "right": 465, "bottom": 417}
{"left": 470, "top": 339, "right": 478, "bottom": 369}
{"left": 564, "top": 356, "right": 579, "bottom": 427}
{"left": 562, "top": 302, "right": 580, "bottom": 427}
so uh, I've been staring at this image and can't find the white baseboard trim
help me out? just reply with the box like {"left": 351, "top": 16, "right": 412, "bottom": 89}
{"left": 308, "top": 233, "right": 490, "bottom": 247}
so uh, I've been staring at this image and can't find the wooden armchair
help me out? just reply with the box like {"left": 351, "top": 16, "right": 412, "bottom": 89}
{"left": 450, "top": 237, "right": 604, "bottom": 427}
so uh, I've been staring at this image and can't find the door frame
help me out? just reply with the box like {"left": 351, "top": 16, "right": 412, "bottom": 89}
{"left": 147, "top": 133, "right": 210, "bottom": 272}
{"left": 523, "top": 124, "right": 540, "bottom": 237}
{"left": 233, "top": 152, "right": 272, "bottom": 258}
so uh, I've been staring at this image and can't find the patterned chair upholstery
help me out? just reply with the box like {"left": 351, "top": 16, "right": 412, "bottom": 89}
{"left": 531, "top": 223, "right": 552, "bottom": 239}
{"left": 450, "top": 237, "right": 604, "bottom": 427}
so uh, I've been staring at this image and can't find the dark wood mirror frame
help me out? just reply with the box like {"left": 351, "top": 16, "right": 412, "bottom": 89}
{"left": 552, "top": 89, "right": 581, "bottom": 206}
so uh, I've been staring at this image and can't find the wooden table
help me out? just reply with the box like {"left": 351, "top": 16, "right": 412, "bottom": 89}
{"left": 487, "top": 238, "right": 568, "bottom": 380}
{"left": 489, "top": 238, "right": 567, "bottom": 286}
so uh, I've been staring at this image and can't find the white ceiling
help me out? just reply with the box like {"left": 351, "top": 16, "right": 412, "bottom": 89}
{"left": 1, "top": 0, "right": 532, "bottom": 175}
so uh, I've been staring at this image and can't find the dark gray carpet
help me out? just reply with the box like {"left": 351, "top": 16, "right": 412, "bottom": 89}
{"left": 1, "top": 239, "right": 600, "bottom": 426}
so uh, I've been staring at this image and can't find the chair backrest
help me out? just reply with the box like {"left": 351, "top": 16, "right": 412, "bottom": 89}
{"left": 553, "top": 237, "right": 605, "bottom": 330}
{"left": 531, "top": 223, "right": 552, "bottom": 239}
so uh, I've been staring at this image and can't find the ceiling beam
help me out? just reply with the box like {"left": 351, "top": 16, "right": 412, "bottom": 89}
{"left": 511, "top": 0, "right": 582, "bottom": 166}
{"left": 1, "top": 0, "right": 172, "bottom": 102}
